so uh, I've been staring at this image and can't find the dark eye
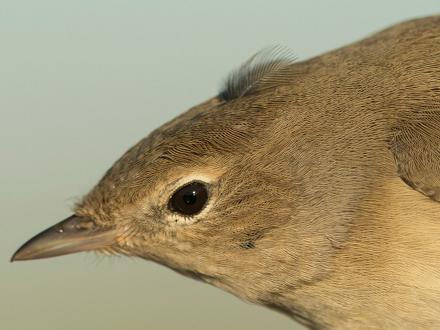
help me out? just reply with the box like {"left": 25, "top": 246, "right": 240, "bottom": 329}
{"left": 169, "top": 182, "right": 209, "bottom": 216}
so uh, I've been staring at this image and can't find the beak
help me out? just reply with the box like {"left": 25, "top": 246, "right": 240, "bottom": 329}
{"left": 11, "top": 215, "right": 117, "bottom": 262}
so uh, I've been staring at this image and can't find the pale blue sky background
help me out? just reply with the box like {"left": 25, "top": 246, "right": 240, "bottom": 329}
{"left": 1, "top": 1, "right": 439, "bottom": 329}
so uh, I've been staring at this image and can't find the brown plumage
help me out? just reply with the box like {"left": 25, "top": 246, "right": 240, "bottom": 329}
{"left": 12, "top": 16, "right": 440, "bottom": 329}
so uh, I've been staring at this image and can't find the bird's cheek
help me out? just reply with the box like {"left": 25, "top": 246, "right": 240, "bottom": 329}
{"left": 114, "top": 227, "right": 194, "bottom": 261}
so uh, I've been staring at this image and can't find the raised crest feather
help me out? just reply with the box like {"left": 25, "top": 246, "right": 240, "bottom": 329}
{"left": 219, "top": 46, "right": 297, "bottom": 101}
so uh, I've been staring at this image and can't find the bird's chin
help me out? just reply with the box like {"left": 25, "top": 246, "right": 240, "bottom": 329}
{"left": 135, "top": 253, "right": 220, "bottom": 284}
{"left": 174, "top": 268, "right": 220, "bottom": 284}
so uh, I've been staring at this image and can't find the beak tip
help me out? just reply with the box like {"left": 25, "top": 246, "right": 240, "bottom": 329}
{"left": 10, "top": 252, "right": 20, "bottom": 262}
{"left": 10, "top": 236, "right": 43, "bottom": 262}
{"left": 10, "top": 247, "right": 30, "bottom": 262}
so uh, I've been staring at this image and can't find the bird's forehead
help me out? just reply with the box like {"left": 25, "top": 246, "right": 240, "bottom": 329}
{"left": 113, "top": 96, "right": 272, "bottom": 173}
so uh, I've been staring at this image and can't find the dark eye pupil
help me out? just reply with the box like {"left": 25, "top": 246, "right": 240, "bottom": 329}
{"left": 183, "top": 191, "right": 197, "bottom": 205}
{"left": 169, "top": 182, "right": 208, "bottom": 216}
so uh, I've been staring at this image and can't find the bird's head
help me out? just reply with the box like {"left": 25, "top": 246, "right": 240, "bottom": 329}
{"left": 12, "top": 48, "right": 341, "bottom": 304}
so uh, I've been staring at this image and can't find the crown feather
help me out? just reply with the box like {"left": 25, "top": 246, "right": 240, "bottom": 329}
{"left": 219, "top": 46, "right": 297, "bottom": 101}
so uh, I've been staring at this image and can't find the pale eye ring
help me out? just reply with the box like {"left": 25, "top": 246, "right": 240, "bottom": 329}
{"left": 168, "top": 181, "right": 209, "bottom": 216}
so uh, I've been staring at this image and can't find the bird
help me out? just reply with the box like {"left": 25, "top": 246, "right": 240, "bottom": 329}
{"left": 11, "top": 15, "right": 440, "bottom": 329}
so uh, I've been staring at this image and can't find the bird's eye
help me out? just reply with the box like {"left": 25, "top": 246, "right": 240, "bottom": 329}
{"left": 168, "top": 182, "right": 209, "bottom": 216}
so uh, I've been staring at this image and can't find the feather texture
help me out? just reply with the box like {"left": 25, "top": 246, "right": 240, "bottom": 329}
{"left": 219, "top": 46, "right": 296, "bottom": 101}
